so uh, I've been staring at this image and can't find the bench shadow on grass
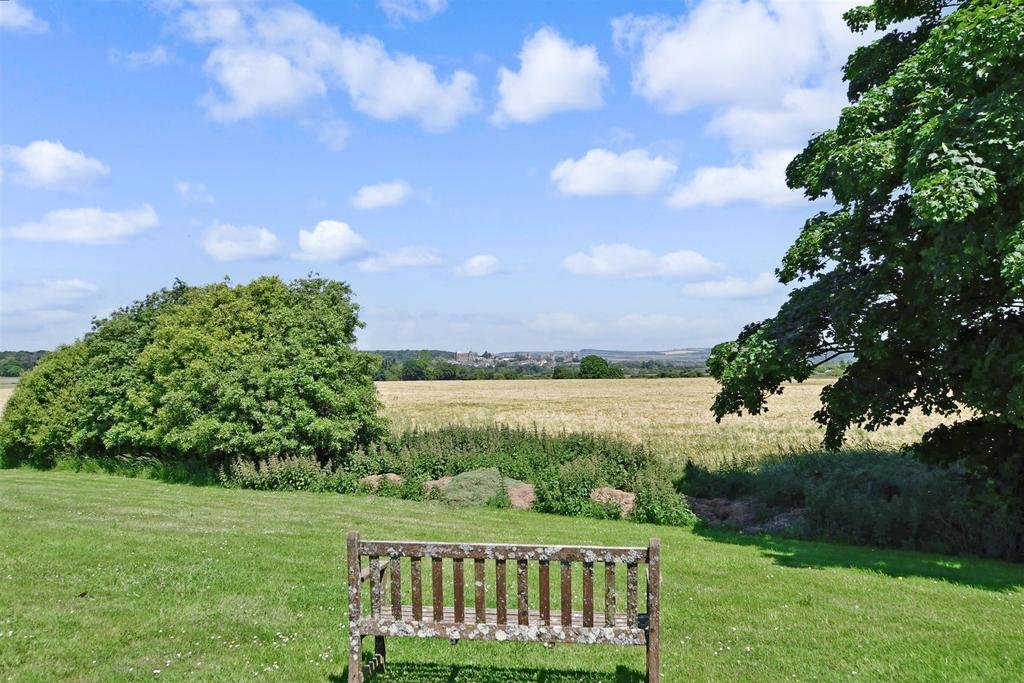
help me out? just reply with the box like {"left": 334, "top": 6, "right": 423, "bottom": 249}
{"left": 695, "top": 527, "right": 1024, "bottom": 592}
{"left": 333, "top": 663, "right": 642, "bottom": 682}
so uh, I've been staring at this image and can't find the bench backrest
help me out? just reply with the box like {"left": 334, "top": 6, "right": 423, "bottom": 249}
{"left": 347, "top": 533, "right": 660, "bottom": 634}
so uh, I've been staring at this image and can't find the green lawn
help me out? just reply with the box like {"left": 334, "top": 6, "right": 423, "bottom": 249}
{"left": 1, "top": 471, "right": 1022, "bottom": 681}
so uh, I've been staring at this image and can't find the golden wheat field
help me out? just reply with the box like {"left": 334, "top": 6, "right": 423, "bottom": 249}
{"left": 378, "top": 377, "right": 949, "bottom": 467}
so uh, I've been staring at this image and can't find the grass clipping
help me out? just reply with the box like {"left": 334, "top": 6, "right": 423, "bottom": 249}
{"left": 439, "top": 467, "right": 524, "bottom": 508}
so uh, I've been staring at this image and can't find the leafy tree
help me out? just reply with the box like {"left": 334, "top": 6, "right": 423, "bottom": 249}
{"left": 709, "top": 1, "right": 1024, "bottom": 491}
{"left": 400, "top": 352, "right": 434, "bottom": 381}
{"left": 579, "top": 355, "right": 624, "bottom": 379}
{"left": 0, "top": 276, "right": 385, "bottom": 467}
{"left": 552, "top": 366, "right": 578, "bottom": 379}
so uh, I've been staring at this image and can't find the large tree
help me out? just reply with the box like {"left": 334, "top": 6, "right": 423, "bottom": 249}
{"left": 709, "top": 1, "right": 1024, "bottom": 487}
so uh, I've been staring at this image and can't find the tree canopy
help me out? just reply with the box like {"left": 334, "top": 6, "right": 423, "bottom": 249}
{"left": 0, "top": 276, "right": 385, "bottom": 467}
{"left": 708, "top": 0, "right": 1024, "bottom": 488}
{"left": 579, "top": 355, "right": 624, "bottom": 379}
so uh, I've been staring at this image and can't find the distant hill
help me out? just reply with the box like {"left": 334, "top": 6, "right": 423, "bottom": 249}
{"left": 580, "top": 348, "right": 713, "bottom": 366}
{"left": 0, "top": 350, "right": 48, "bottom": 377}
{"left": 367, "top": 349, "right": 456, "bottom": 362}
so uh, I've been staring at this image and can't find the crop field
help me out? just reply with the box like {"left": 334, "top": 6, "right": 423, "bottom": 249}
{"left": 2, "top": 470, "right": 1022, "bottom": 682}
{"left": 378, "top": 378, "right": 948, "bottom": 467}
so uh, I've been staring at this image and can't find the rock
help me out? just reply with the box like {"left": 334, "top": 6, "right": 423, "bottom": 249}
{"left": 424, "top": 476, "right": 453, "bottom": 495}
{"left": 590, "top": 487, "right": 636, "bottom": 516}
{"left": 507, "top": 483, "right": 535, "bottom": 510}
{"left": 359, "top": 473, "right": 405, "bottom": 490}
{"left": 747, "top": 508, "right": 806, "bottom": 535}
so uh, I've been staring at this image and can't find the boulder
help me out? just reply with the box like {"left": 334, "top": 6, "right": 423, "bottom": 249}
{"left": 424, "top": 476, "right": 453, "bottom": 495}
{"left": 590, "top": 487, "right": 636, "bottom": 516}
{"left": 507, "top": 483, "right": 536, "bottom": 510}
{"left": 359, "top": 473, "right": 405, "bottom": 490}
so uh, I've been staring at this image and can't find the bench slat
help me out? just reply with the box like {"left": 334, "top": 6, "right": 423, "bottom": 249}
{"left": 370, "top": 556, "right": 384, "bottom": 618}
{"left": 538, "top": 560, "right": 550, "bottom": 625}
{"left": 605, "top": 562, "right": 616, "bottom": 627}
{"left": 582, "top": 562, "right": 594, "bottom": 627}
{"left": 359, "top": 607, "right": 648, "bottom": 646}
{"left": 431, "top": 557, "right": 443, "bottom": 622}
{"left": 359, "top": 541, "right": 648, "bottom": 564}
{"left": 411, "top": 557, "right": 422, "bottom": 621}
{"left": 390, "top": 557, "right": 401, "bottom": 619}
{"left": 517, "top": 559, "right": 529, "bottom": 625}
{"left": 560, "top": 561, "right": 572, "bottom": 627}
{"left": 453, "top": 558, "right": 465, "bottom": 623}
{"left": 474, "top": 559, "right": 486, "bottom": 624}
{"left": 495, "top": 559, "right": 507, "bottom": 625}
{"left": 626, "top": 562, "right": 638, "bottom": 628}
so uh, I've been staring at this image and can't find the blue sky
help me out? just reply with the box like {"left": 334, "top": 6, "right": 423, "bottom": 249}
{"left": 0, "top": 0, "right": 869, "bottom": 351}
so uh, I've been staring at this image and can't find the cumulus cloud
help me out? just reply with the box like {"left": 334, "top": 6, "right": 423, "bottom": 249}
{"left": 174, "top": 180, "right": 214, "bottom": 204}
{"left": 358, "top": 246, "right": 441, "bottom": 273}
{"left": 351, "top": 180, "right": 412, "bottom": 210}
{"left": 0, "top": 0, "right": 48, "bottom": 33}
{"left": 666, "top": 149, "right": 802, "bottom": 208}
{"left": 612, "top": 1, "right": 863, "bottom": 114}
{"left": 7, "top": 205, "right": 158, "bottom": 244}
{"left": 550, "top": 148, "right": 676, "bottom": 197}
{"left": 707, "top": 86, "right": 848, "bottom": 152}
{"left": 176, "top": 1, "right": 478, "bottom": 130}
{"left": 493, "top": 28, "right": 608, "bottom": 124}
{"left": 456, "top": 254, "right": 499, "bottom": 277}
{"left": 202, "top": 223, "right": 281, "bottom": 261}
{"left": 109, "top": 45, "right": 173, "bottom": 69}
{"left": 2, "top": 140, "right": 110, "bottom": 190}
{"left": 562, "top": 244, "right": 722, "bottom": 279}
{"left": 0, "top": 279, "right": 98, "bottom": 316}
{"left": 681, "top": 272, "right": 781, "bottom": 299}
{"left": 378, "top": 0, "right": 447, "bottom": 24}
{"left": 293, "top": 220, "right": 368, "bottom": 262}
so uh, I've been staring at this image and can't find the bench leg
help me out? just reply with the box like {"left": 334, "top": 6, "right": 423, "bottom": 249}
{"left": 374, "top": 635, "right": 386, "bottom": 671}
{"left": 646, "top": 638, "right": 659, "bottom": 683}
{"left": 348, "top": 633, "right": 362, "bottom": 683}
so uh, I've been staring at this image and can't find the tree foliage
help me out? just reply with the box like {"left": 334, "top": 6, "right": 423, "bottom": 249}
{"left": 579, "top": 354, "right": 625, "bottom": 379}
{"left": 0, "top": 276, "right": 385, "bottom": 467}
{"left": 709, "top": 1, "right": 1024, "bottom": 481}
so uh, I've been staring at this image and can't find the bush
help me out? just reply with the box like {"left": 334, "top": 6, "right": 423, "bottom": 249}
{"left": 632, "top": 469, "right": 697, "bottom": 527}
{"left": 534, "top": 458, "right": 606, "bottom": 517}
{"left": 679, "top": 451, "right": 1023, "bottom": 560}
{"left": 350, "top": 424, "right": 655, "bottom": 490}
{"left": 218, "top": 454, "right": 353, "bottom": 493}
{"left": 0, "top": 277, "right": 386, "bottom": 469}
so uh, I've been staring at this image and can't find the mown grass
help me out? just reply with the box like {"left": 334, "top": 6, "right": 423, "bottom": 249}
{"left": 376, "top": 378, "right": 949, "bottom": 467}
{"left": 2, "top": 470, "right": 1021, "bottom": 681}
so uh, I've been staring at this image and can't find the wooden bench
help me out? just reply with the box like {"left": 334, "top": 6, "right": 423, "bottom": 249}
{"left": 346, "top": 532, "right": 661, "bottom": 682}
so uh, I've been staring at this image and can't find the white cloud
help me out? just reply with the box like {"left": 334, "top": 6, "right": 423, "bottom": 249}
{"left": 550, "top": 148, "right": 676, "bottom": 197}
{"left": 493, "top": 28, "right": 608, "bottom": 124}
{"left": 0, "top": 0, "right": 48, "bottom": 33}
{"left": 351, "top": 180, "right": 412, "bottom": 210}
{"left": 174, "top": 180, "right": 214, "bottom": 204}
{"left": 358, "top": 246, "right": 441, "bottom": 273}
{"left": 378, "top": 0, "right": 447, "bottom": 24}
{"left": 293, "top": 220, "right": 368, "bottom": 262}
{"left": 315, "top": 118, "right": 350, "bottom": 151}
{"left": 562, "top": 244, "right": 722, "bottom": 279}
{"left": 681, "top": 272, "right": 782, "bottom": 299}
{"left": 612, "top": 1, "right": 864, "bottom": 114}
{"left": 7, "top": 205, "right": 158, "bottom": 244}
{"left": 109, "top": 45, "right": 173, "bottom": 69}
{"left": 0, "top": 279, "right": 98, "bottom": 316}
{"left": 456, "top": 254, "right": 499, "bottom": 277}
{"left": 2, "top": 140, "right": 110, "bottom": 190}
{"left": 707, "top": 86, "right": 848, "bottom": 152}
{"left": 176, "top": 2, "right": 478, "bottom": 130}
{"left": 667, "top": 149, "right": 801, "bottom": 208}
{"left": 202, "top": 223, "right": 280, "bottom": 261}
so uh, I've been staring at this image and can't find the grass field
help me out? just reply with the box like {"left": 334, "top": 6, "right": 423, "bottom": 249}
{"left": 378, "top": 378, "right": 948, "bottom": 466}
{"left": 1, "top": 471, "right": 1021, "bottom": 682}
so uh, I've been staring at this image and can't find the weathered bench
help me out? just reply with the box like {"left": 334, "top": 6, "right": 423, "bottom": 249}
{"left": 346, "top": 532, "right": 661, "bottom": 681}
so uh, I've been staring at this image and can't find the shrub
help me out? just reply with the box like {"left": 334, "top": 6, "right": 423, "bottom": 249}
{"left": 534, "top": 458, "right": 621, "bottom": 520}
{"left": 219, "top": 454, "right": 343, "bottom": 492}
{"left": 631, "top": 469, "right": 697, "bottom": 527}
{"left": 679, "top": 451, "right": 1023, "bottom": 560}
{"left": 0, "top": 277, "right": 386, "bottom": 469}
